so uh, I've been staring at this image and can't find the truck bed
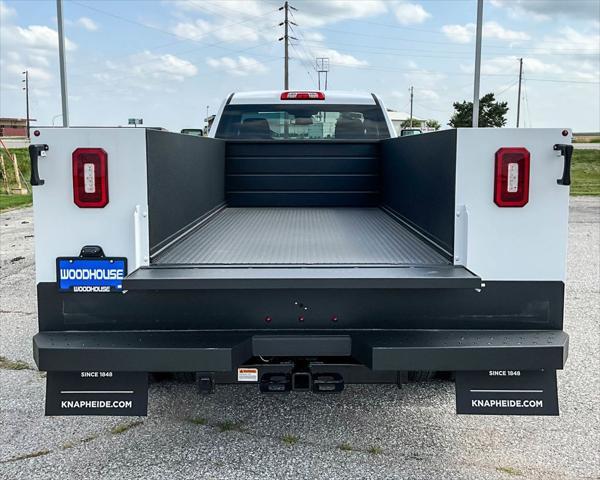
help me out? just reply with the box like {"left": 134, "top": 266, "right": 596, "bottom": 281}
{"left": 153, "top": 207, "right": 448, "bottom": 266}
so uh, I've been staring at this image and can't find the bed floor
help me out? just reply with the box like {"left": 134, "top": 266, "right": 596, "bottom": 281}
{"left": 153, "top": 207, "right": 449, "bottom": 266}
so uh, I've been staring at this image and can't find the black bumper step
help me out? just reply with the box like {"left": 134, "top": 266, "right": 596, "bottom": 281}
{"left": 33, "top": 330, "right": 568, "bottom": 372}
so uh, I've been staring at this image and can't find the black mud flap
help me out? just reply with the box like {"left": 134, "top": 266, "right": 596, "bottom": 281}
{"left": 455, "top": 370, "right": 558, "bottom": 416}
{"left": 45, "top": 371, "right": 148, "bottom": 416}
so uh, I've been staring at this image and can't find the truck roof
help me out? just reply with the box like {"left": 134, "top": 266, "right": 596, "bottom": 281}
{"left": 229, "top": 90, "right": 377, "bottom": 105}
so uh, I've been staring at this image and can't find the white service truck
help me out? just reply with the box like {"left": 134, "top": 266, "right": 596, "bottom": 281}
{"left": 29, "top": 90, "right": 573, "bottom": 416}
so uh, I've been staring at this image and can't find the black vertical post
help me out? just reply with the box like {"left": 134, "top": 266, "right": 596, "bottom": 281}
{"left": 516, "top": 58, "right": 523, "bottom": 128}
{"left": 23, "top": 70, "right": 30, "bottom": 139}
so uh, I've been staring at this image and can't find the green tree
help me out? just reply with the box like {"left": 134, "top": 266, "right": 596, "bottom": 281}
{"left": 400, "top": 118, "right": 423, "bottom": 128}
{"left": 425, "top": 119, "right": 441, "bottom": 130}
{"left": 448, "top": 93, "right": 508, "bottom": 128}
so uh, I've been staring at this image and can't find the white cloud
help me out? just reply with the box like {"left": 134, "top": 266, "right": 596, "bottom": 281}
{"left": 490, "top": 0, "right": 600, "bottom": 22}
{"left": 442, "top": 21, "right": 530, "bottom": 44}
{"left": 2, "top": 25, "right": 76, "bottom": 52}
{"left": 419, "top": 88, "right": 439, "bottom": 100}
{"left": 317, "top": 48, "right": 368, "bottom": 68}
{"left": 0, "top": 0, "right": 16, "bottom": 20}
{"left": 129, "top": 51, "right": 198, "bottom": 81}
{"left": 460, "top": 56, "right": 563, "bottom": 75}
{"left": 441, "top": 24, "right": 472, "bottom": 44}
{"left": 404, "top": 68, "right": 446, "bottom": 89}
{"left": 77, "top": 17, "right": 99, "bottom": 31}
{"left": 485, "top": 21, "right": 530, "bottom": 42}
{"left": 90, "top": 50, "right": 198, "bottom": 94}
{"left": 295, "top": 0, "right": 388, "bottom": 27}
{"left": 536, "top": 27, "right": 600, "bottom": 56}
{"left": 206, "top": 56, "right": 267, "bottom": 76}
{"left": 0, "top": 21, "right": 77, "bottom": 101}
{"left": 173, "top": 0, "right": 387, "bottom": 29}
{"left": 173, "top": 18, "right": 266, "bottom": 43}
{"left": 293, "top": 45, "right": 368, "bottom": 68}
{"left": 303, "top": 31, "right": 325, "bottom": 42}
{"left": 394, "top": 2, "right": 431, "bottom": 26}
{"left": 7, "top": 64, "right": 53, "bottom": 82}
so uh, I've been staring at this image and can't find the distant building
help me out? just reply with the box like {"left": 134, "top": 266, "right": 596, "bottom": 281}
{"left": 0, "top": 118, "right": 35, "bottom": 137}
{"left": 386, "top": 110, "right": 424, "bottom": 135}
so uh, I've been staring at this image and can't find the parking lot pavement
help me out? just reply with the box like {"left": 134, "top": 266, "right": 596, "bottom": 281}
{"left": 1, "top": 198, "right": 599, "bottom": 480}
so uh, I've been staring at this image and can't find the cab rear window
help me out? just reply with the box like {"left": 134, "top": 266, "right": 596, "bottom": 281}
{"left": 215, "top": 104, "right": 390, "bottom": 140}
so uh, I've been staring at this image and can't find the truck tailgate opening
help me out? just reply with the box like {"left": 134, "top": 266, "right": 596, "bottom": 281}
{"left": 126, "top": 206, "right": 479, "bottom": 289}
{"left": 122, "top": 131, "right": 480, "bottom": 290}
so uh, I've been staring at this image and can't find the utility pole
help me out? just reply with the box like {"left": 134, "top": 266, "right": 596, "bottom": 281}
{"left": 279, "top": 2, "right": 297, "bottom": 90}
{"left": 56, "top": 0, "right": 69, "bottom": 126}
{"left": 22, "top": 71, "right": 30, "bottom": 139}
{"left": 472, "top": 0, "right": 483, "bottom": 127}
{"left": 516, "top": 57, "right": 523, "bottom": 128}
{"left": 409, "top": 86, "right": 414, "bottom": 127}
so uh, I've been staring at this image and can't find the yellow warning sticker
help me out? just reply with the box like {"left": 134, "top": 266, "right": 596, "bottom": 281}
{"left": 237, "top": 368, "right": 258, "bottom": 382}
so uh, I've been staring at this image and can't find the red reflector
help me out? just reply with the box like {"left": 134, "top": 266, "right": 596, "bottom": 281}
{"left": 281, "top": 91, "right": 325, "bottom": 100}
{"left": 494, "top": 147, "right": 530, "bottom": 207}
{"left": 72, "top": 148, "right": 108, "bottom": 208}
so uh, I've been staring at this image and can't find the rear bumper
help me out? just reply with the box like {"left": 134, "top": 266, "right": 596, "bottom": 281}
{"left": 33, "top": 330, "right": 569, "bottom": 372}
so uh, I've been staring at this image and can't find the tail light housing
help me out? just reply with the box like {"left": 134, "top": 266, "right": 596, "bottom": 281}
{"left": 72, "top": 148, "right": 108, "bottom": 208}
{"left": 494, "top": 147, "right": 530, "bottom": 207}
{"left": 281, "top": 91, "right": 325, "bottom": 100}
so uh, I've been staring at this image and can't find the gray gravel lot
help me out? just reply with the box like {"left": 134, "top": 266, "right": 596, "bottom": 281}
{"left": 1, "top": 198, "right": 599, "bottom": 480}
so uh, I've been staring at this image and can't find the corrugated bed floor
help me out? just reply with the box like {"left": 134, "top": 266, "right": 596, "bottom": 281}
{"left": 154, "top": 208, "right": 449, "bottom": 266}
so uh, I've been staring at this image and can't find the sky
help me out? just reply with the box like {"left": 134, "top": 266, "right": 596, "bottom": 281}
{"left": 1, "top": 0, "right": 599, "bottom": 132}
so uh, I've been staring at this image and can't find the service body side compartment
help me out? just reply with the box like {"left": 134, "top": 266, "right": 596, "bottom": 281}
{"left": 454, "top": 128, "right": 570, "bottom": 282}
{"left": 33, "top": 127, "right": 150, "bottom": 284}
{"left": 452, "top": 128, "right": 570, "bottom": 415}
{"left": 32, "top": 127, "right": 151, "bottom": 416}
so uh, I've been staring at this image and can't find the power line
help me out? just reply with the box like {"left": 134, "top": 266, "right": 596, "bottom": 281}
{"left": 288, "top": 24, "right": 317, "bottom": 68}
{"left": 344, "top": 18, "right": 599, "bottom": 48}
{"left": 72, "top": 40, "right": 280, "bottom": 93}
{"left": 523, "top": 79, "right": 532, "bottom": 128}
{"left": 304, "top": 25, "right": 599, "bottom": 56}
{"left": 288, "top": 16, "right": 321, "bottom": 85}
{"left": 315, "top": 25, "right": 598, "bottom": 54}
{"left": 289, "top": 42, "right": 316, "bottom": 86}
{"left": 69, "top": 2, "right": 279, "bottom": 72}
{"left": 494, "top": 79, "right": 519, "bottom": 97}
{"left": 71, "top": 1, "right": 280, "bottom": 59}
{"left": 298, "top": 38, "right": 598, "bottom": 62}
{"left": 414, "top": 101, "right": 448, "bottom": 114}
{"left": 318, "top": 62, "right": 599, "bottom": 84}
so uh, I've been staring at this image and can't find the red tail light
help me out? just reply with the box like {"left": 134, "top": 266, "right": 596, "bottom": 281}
{"left": 281, "top": 91, "right": 325, "bottom": 100}
{"left": 72, "top": 148, "right": 108, "bottom": 208}
{"left": 494, "top": 147, "right": 530, "bottom": 207}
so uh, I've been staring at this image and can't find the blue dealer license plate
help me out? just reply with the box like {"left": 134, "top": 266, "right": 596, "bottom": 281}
{"left": 57, "top": 258, "right": 127, "bottom": 292}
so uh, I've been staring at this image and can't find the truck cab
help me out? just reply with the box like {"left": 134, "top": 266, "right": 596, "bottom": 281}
{"left": 29, "top": 90, "right": 572, "bottom": 416}
{"left": 209, "top": 90, "right": 395, "bottom": 140}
